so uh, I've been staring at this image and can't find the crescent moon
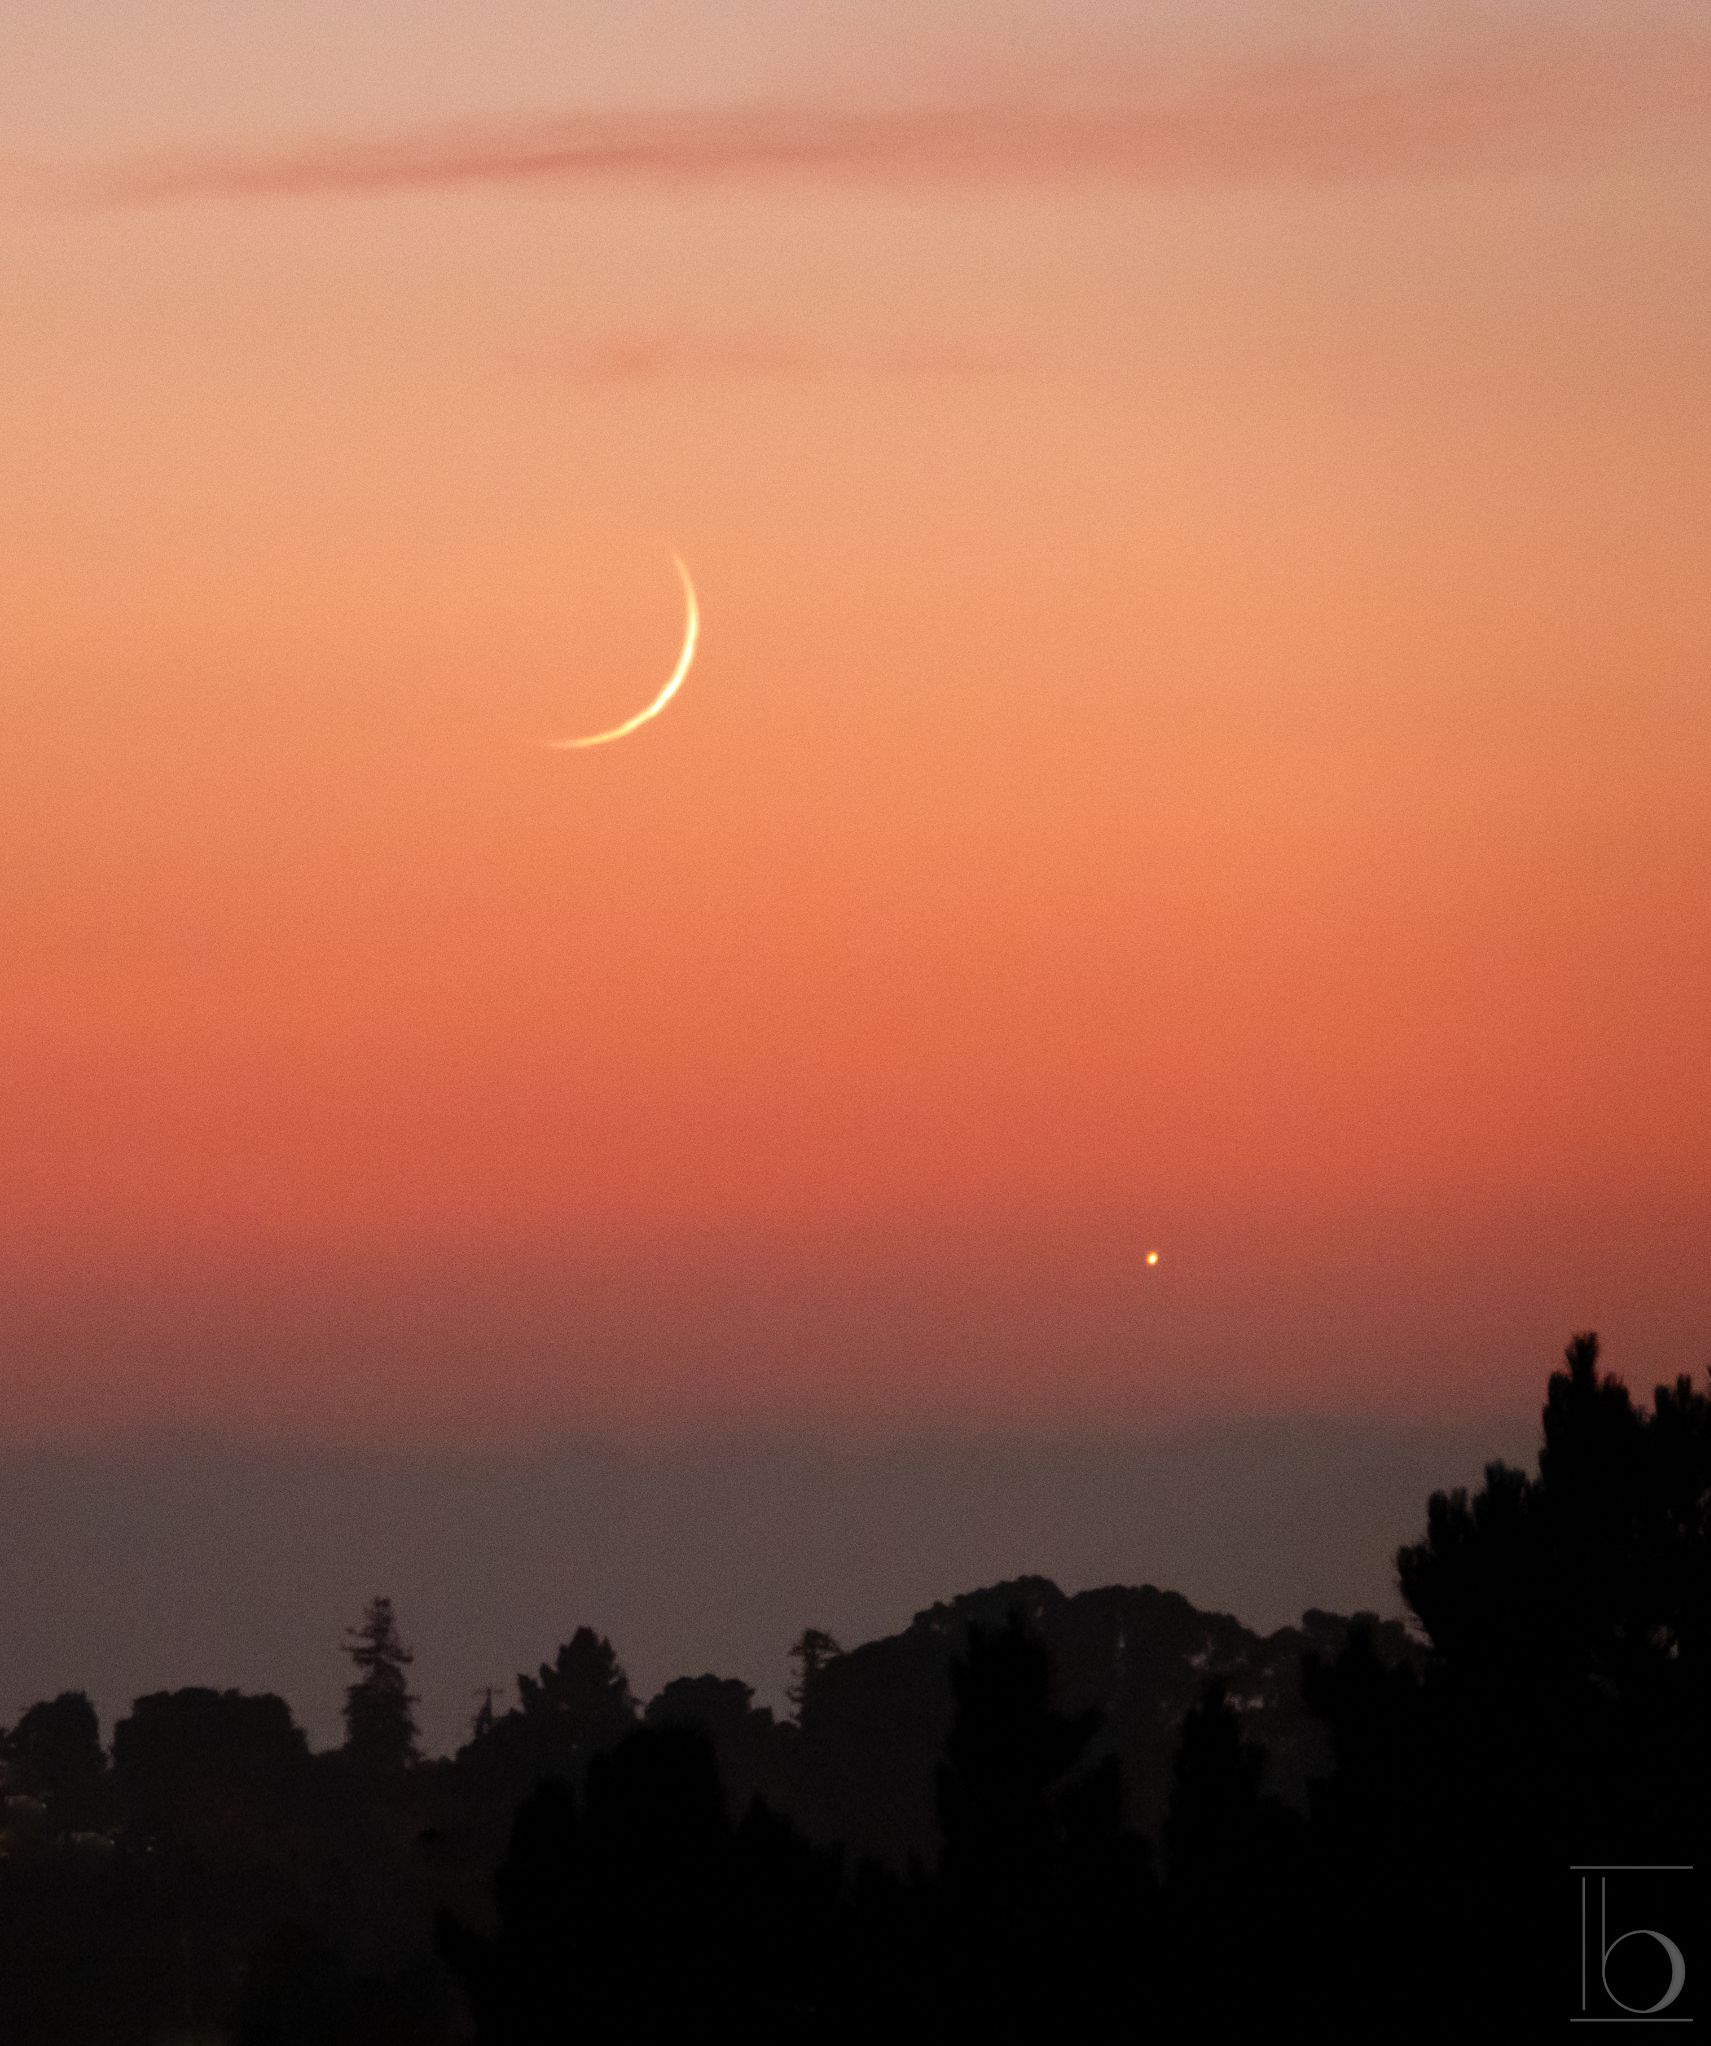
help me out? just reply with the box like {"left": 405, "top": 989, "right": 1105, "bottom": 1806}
{"left": 550, "top": 555, "right": 699, "bottom": 750}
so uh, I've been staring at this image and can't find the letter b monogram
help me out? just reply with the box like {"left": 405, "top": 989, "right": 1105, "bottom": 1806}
{"left": 1578, "top": 1869, "right": 1691, "bottom": 2020}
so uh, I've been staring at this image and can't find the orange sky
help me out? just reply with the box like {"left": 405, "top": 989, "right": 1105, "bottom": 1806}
{"left": 3, "top": 3, "right": 1708, "bottom": 1434}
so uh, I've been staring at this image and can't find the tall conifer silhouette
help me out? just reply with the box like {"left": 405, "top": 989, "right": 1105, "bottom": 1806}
{"left": 341, "top": 1595, "right": 419, "bottom": 1775}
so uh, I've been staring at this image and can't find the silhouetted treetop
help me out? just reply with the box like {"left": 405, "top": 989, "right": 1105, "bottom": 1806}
{"left": 786, "top": 1627, "right": 842, "bottom": 1719}
{"left": 342, "top": 1595, "right": 419, "bottom": 1775}
{"left": 114, "top": 1686, "right": 311, "bottom": 1863}
{"left": 645, "top": 1673, "right": 757, "bottom": 1738}
{"left": 0, "top": 1692, "right": 107, "bottom": 1832}
{"left": 1399, "top": 1331, "right": 1711, "bottom": 1697}
{"left": 514, "top": 1626, "right": 634, "bottom": 1743}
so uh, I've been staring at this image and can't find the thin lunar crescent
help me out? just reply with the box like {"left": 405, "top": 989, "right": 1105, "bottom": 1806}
{"left": 550, "top": 555, "right": 699, "bottom": 750}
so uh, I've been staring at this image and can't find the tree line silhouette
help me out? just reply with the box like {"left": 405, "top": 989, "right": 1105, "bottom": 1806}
{"left": 1, "top": 1333, "right": 1706, "bottom": 2038}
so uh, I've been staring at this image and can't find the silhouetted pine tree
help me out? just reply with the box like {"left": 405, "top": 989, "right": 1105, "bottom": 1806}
{"left": 514, "top": 1627, "right": 633, "bottom": 1745}
{"left": 342, "top": 1597, "right": 419, "bottom": 1776}
{"left": 1307, "top": 1332, "right": 1711, "bottom": 2032}
{"left": 786, "top": 1628, "right": 843, "bottom": 1720}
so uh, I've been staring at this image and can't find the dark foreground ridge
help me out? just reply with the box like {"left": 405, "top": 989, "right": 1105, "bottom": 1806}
{"left": 2, "top": 1333, "right": 1707, "bottom": 2039}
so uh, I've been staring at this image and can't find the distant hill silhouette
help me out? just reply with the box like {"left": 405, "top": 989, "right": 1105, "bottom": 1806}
{"left": 790, "top": 1575, "right": 1415, "bottom": 1863}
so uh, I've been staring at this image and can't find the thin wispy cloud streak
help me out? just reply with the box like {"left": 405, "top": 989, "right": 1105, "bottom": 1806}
{"left": 80, "top": 30, "right": 1711, "bottom": 207}
{"left": 572, "top": 336, "right": 814, "bottom": 385}
{"left": 565, "top": 335, "right": 1010, "bottom": 386}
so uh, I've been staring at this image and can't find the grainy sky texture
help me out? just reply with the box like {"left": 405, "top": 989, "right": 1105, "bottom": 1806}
{"left": 4, "top": 1, "right": 1708, "bottom": 1440}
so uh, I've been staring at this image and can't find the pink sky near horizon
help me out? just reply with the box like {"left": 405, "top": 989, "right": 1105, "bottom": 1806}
{"left": 2, "top": 2, "right": 1708, "bottom": 1435}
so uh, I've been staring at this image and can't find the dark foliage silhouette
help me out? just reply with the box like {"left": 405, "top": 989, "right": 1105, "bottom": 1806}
{"left": 1158, "top": 1675, "right": 1305, "bottom": 2023}
{"left": 930, "top": 1612, "right": 1151, "bottom": 2038}
{"left": 1306, "top": 1332, "right": 1711, "bottom": 2030}
{"left": 514, "top": 1626, "right": 634, "bottom": 1736}
{"left": 0, "top": 1691, "right": 108, "bottom": 1833}
{"left": 474, "top": 1625, "right": 636, "bottom": 1788}
{"left": 1, "top": 1332, "right": 1705, "bottom": 2039}
{"left": 440, "top": 1625, "right": 641, "bottom": 1880}
{"left": 643, "top": 1671, "right": 792, "bottom": 1814}
{"left": 437, "top": 1723, "right": 843, "bottom": 2039}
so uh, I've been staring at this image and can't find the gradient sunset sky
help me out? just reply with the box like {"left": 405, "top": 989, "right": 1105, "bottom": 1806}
{"left": 5, "top": 0, "right": 1708, "bottom": 1440}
